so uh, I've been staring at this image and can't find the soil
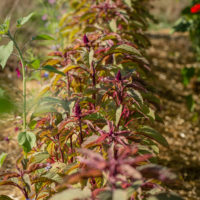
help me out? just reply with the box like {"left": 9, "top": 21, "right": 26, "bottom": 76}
{"left": 0, "top": 30, "right": 199, "bottom": 199}
{"left": 147, "top": 30, "right": 200, "bottom": 200}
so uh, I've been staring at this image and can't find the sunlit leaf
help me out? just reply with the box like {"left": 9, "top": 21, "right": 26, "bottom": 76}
{"left": 107, "top": 44, "right": 141, "bottom": 57}
{"left": 138, "top": 126, "right": 168, "bottom": 147}
{"left": 29, "top": 59, "right": 40, "bottom": 69}
{"left": 50, "top": 188, "right": 91, "bottom": 200}
{"left": 0, "top": 195, "right": 14, "bottom": 200}
{"left": 42, "top": 65, "right": 65, "bottom": 76}
{"left": 124, "top": 0, "right": 132, "bottom": 8}
{"left": 17, "top": 12, "right": 34, "bottom": 27}
{"left": 33, "top": 152, "right": 50, "bottom": 163}
{"left": 115, "top": 105, "right": 123, "bottom": 126}
{"left": 42, "top": 172, "right": 63, "bottom": 183}
{"left": 89, "top": 49, "right": 94, "bottom": 67}
{"left": 109, "top": 19, "right": 117, "bottom": 33}
{"left": 0, "top": 41, "right": 13, "bottom": 69}
{"left": 32, "top": 34, "right": 55, "bottom": 41}
{"left": 0, "top": 153, "right": 7, "bottom": 167}
{"left": 17, "top": 131, "right": 36, "bottom": 153}
{"left": 113, "top": 189, "right": 127, "bottom": 200}
{"left": 82, "top": 135, "right": 99, "bottom": 148}
{"left": 0, "top": 18, "right": 10, "bottom": 35}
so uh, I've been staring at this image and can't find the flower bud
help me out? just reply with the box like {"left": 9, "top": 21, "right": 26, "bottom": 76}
{"left": 83, "top": 34, "right": 89, "bottom": 44}
{"left": 74, "top": 101, "right": 81, "bottom": 117}
{"left": 116, "top": 70, "right": 122, "bottom": 81}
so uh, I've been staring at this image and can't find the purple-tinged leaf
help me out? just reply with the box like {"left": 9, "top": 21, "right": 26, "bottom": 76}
{"left": 83, "top": 34, "right": 89, "bottom": 44}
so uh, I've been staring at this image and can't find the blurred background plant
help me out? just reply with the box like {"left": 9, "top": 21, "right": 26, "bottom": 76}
{"left": 173, "top": 0, "right": 200, "bottom": 121}
{"left": 150, "top": 0, "right": 189, "bottom": 30}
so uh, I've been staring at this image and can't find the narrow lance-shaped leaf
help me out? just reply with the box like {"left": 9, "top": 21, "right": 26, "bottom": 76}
{"left": 0, "top": 153, "right": 7, "bottom": 167}
{"left": 0, "top": 41, "right": 13, "bottom": 69}
{"left": 116, "top": 105, "right": 123, "bottom": 126}
{"left": 32, "top": 34, "right": 55, "bottom": 41}
{"left": 0, "top": 195, "right": 14, "bottom": 200}
{"left": 138, "top": 126, "right": 169, "bottom": 147}
{"left": 107, "top": 44, "right": 142, "bottom": 57}
{"left": 42, "top": 65, "right": 66, "bottom": 76}
{"left": 109, "top": 19, "right": 117, "bottom": 33}
{"left": 124, "top": 0, "right": 132, "bottom": 8}
{"left": 50, "top": 188, "right": 91, "bottom": 200}
{"left": 17, "top": 12, "right": 35, "bottom": 27}
{"left": 89, "top": 49, "right": 94, "bottom": 67}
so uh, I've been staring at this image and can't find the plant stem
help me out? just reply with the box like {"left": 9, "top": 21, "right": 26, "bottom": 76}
{"left": 57, "top": 135, "right": 64, "bottom": 163}
{"left": 8, "top": 31, "right": 27, "bottom": 131}
{"left": 91, "top": 61, "right": 96, "bottom": 106}
{"left": 79, "top": 119, "right": 83, "bottom": 145}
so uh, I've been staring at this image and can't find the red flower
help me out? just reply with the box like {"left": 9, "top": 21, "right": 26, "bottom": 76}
{"left": 191, "top": 4, "right": 200, "bottom": 13}
{"left": 16, "top": 67, "right": 21, "bottom": 78}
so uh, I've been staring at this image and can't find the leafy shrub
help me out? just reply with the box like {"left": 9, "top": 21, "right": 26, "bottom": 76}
{"left": 0, "top": 0, "right": 182, "bottom": 200}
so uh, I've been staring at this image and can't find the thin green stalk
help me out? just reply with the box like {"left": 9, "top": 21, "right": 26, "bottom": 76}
{"left": 7, "top": 31, "right": 27, "bottom": 131}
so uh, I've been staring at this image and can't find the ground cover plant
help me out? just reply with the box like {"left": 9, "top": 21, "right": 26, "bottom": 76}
{"left": 0, "top": 0, "right": 183, "bottom": 199}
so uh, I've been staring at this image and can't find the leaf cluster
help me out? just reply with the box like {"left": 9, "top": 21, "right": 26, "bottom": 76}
{"left": 0, "top": 1, "right": 182, "bottom": 200}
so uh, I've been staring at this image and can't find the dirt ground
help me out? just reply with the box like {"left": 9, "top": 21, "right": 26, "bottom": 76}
{"left": 148, "top": 30, "right": 200, "bottom": 200}
{"left": 0, "top": 30, "right": 200, "bottom": 199}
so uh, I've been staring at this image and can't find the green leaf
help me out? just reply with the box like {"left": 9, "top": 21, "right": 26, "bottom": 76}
{"left": 17, "top": 12, "right": 34, "bottom": 27}
{"left": 89, "top": 49, "right": 94, "bottom": 67}
{"left": 109, "top": 19, "right": 117, "bottom": 33}
{"left": 124, "top": 0, "right": 132, "bottom": 8}
{"left": 82, "top": 135, "right": 99, "bottom": 147}
{"left": 138, "top": 126, "right": 169, "bottom": 147}
{"left": 30, "top": 59, "right": 40, "bottom": 69}
{"left": 181, "top": 67, "right": 195, "bottom": 86}
{"left": 186, "top": 94, "right": 195, "bottom": 112}
{"left": 107, "top": 44, "right": 141, "bottom": 57}
{"left": 42, "top": 65, "right": 65, "bottom": 76}
{"left": 127, "top": 180, "right": 143, "bottom": 198}
{"left": 128, "top": 90, "right": 143, "bottom": 105}
{"left": 0, "top": 96, "right": 14, "bottom": 113}
{"left": 38, "top": 97, "right": 70, "bottom": 112}
{"left": 33, "top": 152, "right": 50, "bottom": 163}
{"left": 0, "top": 153, "right": 7, "bottom": 167}
{"left": 32, "top": 34, "right": 54, "bottom": 41}
{"left": 17, "top": 131, "right": 36, "bottom": 153}
{"left": 116, "top": 105, "right": 123, "bottom": 126}
{"left": 83, "top": 113, "right": 104, "bottom": 121}
{"left": 42, "top": 171, "right": 63, "bottom": 183}
{"left": 97, "top": 191, "right": 112, "bottom": 200}
{"left": 0, "top": 195, "right": 14, "bottom": 200}
{"left": 113, "top": 190, "right": 127, "bottom": 200}
{"left": 33, "top": 104, "right": 57, "bottom": 116}
{"left": 0, "top": 18, "right": 10, "bottom": 35}
{"left": 147, "top": 193, "right": 183, "bottom": 200}
{"left": 0, "top": 41, "right": 13, "bottom": 69}
{"left": 50, "top": 188, "right": 91, "bottom": 200}
{"left": 0, "top": 88, "right": 5, "bottom": 97}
